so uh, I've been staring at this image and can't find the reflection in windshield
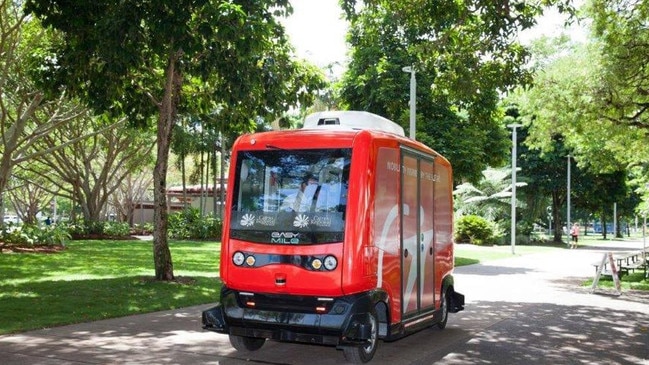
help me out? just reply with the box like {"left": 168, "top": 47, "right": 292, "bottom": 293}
{"left": 230, "top": 148, "right": 351, "bottom": 245}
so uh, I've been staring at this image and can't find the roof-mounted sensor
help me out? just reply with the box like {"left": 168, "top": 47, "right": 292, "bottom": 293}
{"left": 303, "top": 111, "right": 405, "bottom": 136}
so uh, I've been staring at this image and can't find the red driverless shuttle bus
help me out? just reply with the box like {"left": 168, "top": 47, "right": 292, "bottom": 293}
{"left": 202, "top": 111, "right": 464, "bottom": 363}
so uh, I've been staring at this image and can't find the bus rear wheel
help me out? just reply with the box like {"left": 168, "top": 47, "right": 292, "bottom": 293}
{"left": 437, "top": 287, "right": 450, "bottom": 330}
{"left": 229, "top": 334, "right": 266, "bottom": 352}
{"left": 343, "top": 311, "right": 379, "bottom": 363}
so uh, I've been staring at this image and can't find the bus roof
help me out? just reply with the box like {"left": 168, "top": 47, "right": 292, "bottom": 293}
{"left": 303, "top": 111, "right": 406, "bottom": 137}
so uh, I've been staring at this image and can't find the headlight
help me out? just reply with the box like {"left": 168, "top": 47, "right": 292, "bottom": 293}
{"left": 233, "top": 252, "right": 245, "bottom": 266}
{"left": 245, "top": 255, "right": 256, "bottom": 266}
{"left": 324, "top": 255, "right": 338, "bottom": 271}
{"left": 311, "top": 258, "right": 323, "bottom": 270}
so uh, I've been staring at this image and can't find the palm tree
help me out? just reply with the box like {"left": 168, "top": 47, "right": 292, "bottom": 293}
{"left": 454, "top": 167, "right": 527, "bottom": 222}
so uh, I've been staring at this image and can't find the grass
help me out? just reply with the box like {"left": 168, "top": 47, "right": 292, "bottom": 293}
{"left": 0, "top": 239, "right": 222, "bottom": 335}
{"left": 2, "top": 237, "right": 644, "bottom": 335}
{"left": 585, "top": 272, "right": 649, "bottom": 291}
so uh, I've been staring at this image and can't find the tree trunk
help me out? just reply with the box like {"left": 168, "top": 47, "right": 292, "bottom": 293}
{"left": 152, "top": 50, "right": 182, "bottom": 281}
{"left": 551, "top": 190, "right": 564, "bottom": 243}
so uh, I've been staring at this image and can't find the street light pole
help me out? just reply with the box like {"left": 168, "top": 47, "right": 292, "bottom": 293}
{"left": 567, "top": 154, "right": 571, "bottom": 243}
{"left": 507, "top": 123, "right": 522, "bottom": 255}
{"left": 402, "top": 66, "right": 416, "bottom": 140}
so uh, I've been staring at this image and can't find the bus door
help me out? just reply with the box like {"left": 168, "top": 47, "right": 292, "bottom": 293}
{"left": 400, "top": 148, "right": 436, "bottom": 318}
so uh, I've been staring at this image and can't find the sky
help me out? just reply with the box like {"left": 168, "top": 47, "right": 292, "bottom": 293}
{"left": 281, "top": 0, "right": 349, "bottom": 74}
{"left": 282, "top": 1, "right": 587, "bottom": 74}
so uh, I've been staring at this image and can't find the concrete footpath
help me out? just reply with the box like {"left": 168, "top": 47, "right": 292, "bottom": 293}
{"left": 1, "top": 240, "right": 648, "bottom": 364}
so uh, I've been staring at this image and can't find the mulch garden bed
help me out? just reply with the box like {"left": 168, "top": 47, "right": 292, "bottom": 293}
{"left": 0, "top": 242, "right": 66, "bottom": 254}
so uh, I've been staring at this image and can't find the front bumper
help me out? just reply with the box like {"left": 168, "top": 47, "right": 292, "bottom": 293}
{"left": 202, "top": 288, "right": 375, "bottom": 347}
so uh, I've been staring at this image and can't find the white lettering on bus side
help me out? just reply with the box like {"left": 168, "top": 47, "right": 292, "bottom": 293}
{"left": 387, "top": 161, "right": 400, "bottom": 172}
{"left": 386, "top": 161, "right": 440, "bottom": 181}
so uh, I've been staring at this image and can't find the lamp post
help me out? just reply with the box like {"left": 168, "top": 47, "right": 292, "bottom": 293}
{"left": 642, "top": 184, "right": 649, "bottom": 256}
{"left": 507, "top": 123, "right": 522, "bottom": 255}
{"left": 402, "top": 66, "right": 416, "bottom": 140}
{"left": 643, "top": 210, "right": 646, "bottom": 258}
{"left": 567, "top": 155, "right": 571, "bottom": 243}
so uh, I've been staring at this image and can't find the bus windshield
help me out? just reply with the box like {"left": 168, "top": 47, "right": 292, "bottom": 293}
{"left": 230, "top": 148, "right": 351, "bottom": 245}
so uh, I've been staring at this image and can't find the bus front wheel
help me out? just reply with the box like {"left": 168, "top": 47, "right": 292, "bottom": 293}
{"left": 343, "top": 311, "right": 379, "bottom": 363}
{"left": 229, "top": 334, "right": 266, "bottom": 352}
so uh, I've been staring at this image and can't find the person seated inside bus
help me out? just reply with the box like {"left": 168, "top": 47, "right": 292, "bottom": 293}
{"left": 280, "top": 174, "right": 319, "bottom": 212}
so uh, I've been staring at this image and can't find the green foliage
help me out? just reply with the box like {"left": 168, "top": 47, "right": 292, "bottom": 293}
{"left": 24, "top": 0, "right": 326, "bottom": 281}
{"left": 132, "top": 222, "right": 154, "bottom": 235}
{"left": 336, "top": 0, "right": 576, "bottom": 183}
{"left": 0, "top": 224, "right": 71, "bottom": 246}
{"left": 102, "top": 222, "right": 131, "bottom": 237}
{"left": 63, "top": 221, "right": 89, "bottom": 237}
{"left": 168, "top": 208, "right": 222, "bottom": 240}
{"left": 454, "top": 167, "right": 519, "bottom": 221}
{"left": 455, "top": 215, "right": 499, "bottom": 246}
{"left": 517, "top": 220, "right": 535, "bottom": 237}
{"left": 62, "top": 221, "right": 131, "bottom": 238}
{"left": 585, "top": 272, "right": 649, "bottom": 291}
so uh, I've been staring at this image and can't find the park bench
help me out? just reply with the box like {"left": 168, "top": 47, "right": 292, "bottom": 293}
{"left": 592, "top": 251, "right": 648, "bottom": 277}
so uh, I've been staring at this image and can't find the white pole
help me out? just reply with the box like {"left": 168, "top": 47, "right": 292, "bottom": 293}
{"left": 643, "top": 211, "right": 646, "bottom": 257}
{"left": 507, "top": 124, "right": 521, "bottom": 255}
{"left": 567, "top": 155, "right": 571, "bottom": 242}
{"left": 402, "top": 66, "right": 416, "bottom": 140}
{"left": 613, "top": 202, "right": 617, "bottom": 237}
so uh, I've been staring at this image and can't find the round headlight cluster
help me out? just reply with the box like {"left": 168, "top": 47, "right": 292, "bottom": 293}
{"left": 324, "top": 255, "right": 338, "bottom": 271}
{"left": 233, "top": 251, "right": 257, "bottom": 267}
{"left": 309, "top": 256, "right": 338, "bottom": 271}
{"left": 233, "top": 252, "right": 245, "bottom": 266}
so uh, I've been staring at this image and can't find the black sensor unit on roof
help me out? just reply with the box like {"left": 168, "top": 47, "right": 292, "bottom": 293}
{"left": 318, "top": 117, "right": 340, "bottom": 125}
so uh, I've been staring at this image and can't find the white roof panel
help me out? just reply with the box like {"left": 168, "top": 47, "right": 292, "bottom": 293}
{"left": 303, "top": 111, "right": 405, "bottom": 137}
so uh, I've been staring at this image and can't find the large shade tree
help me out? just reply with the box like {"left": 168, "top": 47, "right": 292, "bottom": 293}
{"left": 25, "top": 0, "right": 325, "bottom": 280}
{"left": 0, "top": 0, "right": 85, "bottom": 227}
{"left": 337, "top": 0, "right": 576, "bottom": 183}
{"left": 509, "top": 35, "right": 640, "bottom": 241}
{"left": 25, "top": 114, "right": 155, "bottom": 223}
{"left": 520, "top": 2, "right": 649, "bottom": 200}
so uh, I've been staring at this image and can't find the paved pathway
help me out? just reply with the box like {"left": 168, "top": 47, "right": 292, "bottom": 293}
{"left": 1, "top": 240, "right": 648, "bottom": 364}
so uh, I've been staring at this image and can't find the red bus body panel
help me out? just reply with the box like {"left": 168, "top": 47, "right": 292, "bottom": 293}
{"left": 219, "top": 126, "right": 456, "bottom": 327}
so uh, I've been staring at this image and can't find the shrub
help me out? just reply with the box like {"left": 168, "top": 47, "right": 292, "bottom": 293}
{"left": 168, "top": 207, "right": 222, "bottom": 240}
{"left": 455, "top": 215, "right": 499, "bottom": 246}
{"left": 0, "top": 224, "right": 70, "bottom": 246}
{"left": 132, "top": 223, "right": 154, "bottom": 235}
{"left": 64, "top": 221, "right": 89, "bottom": 237}
{"left": 62, "top": 220, "right": 131, "bottom": 239}
{"left": 64, "top": 220, "right": 105, "bottom": 237}
{"left": 102, "top": 222, "right": 131, "bottom": 237}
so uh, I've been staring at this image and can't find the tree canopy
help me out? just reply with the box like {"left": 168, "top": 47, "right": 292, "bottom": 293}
{"left": 336, "top": 0, "right": 576, "bottom": 183}
{"left": 25, "top": 0, "right": 326, "bottom": 280}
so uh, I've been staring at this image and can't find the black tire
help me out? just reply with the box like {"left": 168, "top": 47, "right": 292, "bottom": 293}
{"left": 228, "top": 334, "right": 265, "bottom": 352}
{"left": 437, "top": 287, "right": 450, "bottom": 330}
{"left": 343, "top": 310, "right": 379, "bottom": 363}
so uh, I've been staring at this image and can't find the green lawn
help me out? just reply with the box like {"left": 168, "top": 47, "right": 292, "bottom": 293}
{"left": 0, "top": 240, "right": 222, "bottom": 335}
{"left": 2, "top": 238, "right": 644, "bottom": 335}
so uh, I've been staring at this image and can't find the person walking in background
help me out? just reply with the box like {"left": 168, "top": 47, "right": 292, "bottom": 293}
{"left": 570, "top": 222, "right": 580, "bottom": 249}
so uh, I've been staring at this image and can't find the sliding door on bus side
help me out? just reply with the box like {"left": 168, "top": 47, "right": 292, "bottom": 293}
{"left": 400, "top": 149, "right": 436, "bottom": 319}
